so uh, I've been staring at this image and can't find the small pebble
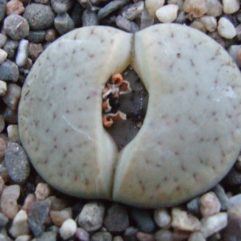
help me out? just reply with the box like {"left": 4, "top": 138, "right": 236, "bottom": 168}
{"left": 171, "top": 208, "right": 201, "bottom": 232}
{"left": 223, "top": 0, "right": 240, "bottom": 14}
{"left": 113, "top": 236, "right": 123, "bottom": 241}
{"left": 97, "top": 0, "right": 129, "bottom": 20}
{"left": 35, "top": 231, "right": 57, "bottom": 241}
{"left": 200, "top": 16, "right": 217, "bottom": 32}
{"left": 188, "top": 232, "right": 206, "bottom": 241}
{"left": 0, "top": 137, "right": 6, "bottom": 160}
{"left": 15, "top": 235, "right": 31, "bottom": 241}
{"left": 24, "top": 3, "right": 54, "bottom": 30}
{"left": 9, "top": 210, "right": 29, "bottom": 237}
{"left": 47, "top": 196, "right": 67, "bottom": 211}
{"left": 7, "top": 124, "right": 19, "bottom": 142}
{"left": 6, "top": 0, "right": 24, "bottom": 15}
{"left": 54, "top": 13, "right": 74, "bottom": 34}
{"left": 0, "top": 60, "right": 19, "bottom": 82}
{"left": 82, "top": 9, "right": 98, "bottom": 26}
{"left": 155, "top": 229, "right": 173, "bottom": 241}
{"left": 75, "top": 227, "right": 90, "bottom": 241}
{"left": 156, "top": 4, "right": 178, "bottom": 23}
{"left": 183, "top": 0, "right": 208, "bottom": 18}
{"left": 122, "top": 1, "right": 144, "bottom": 20}
{"left": 22, "top": 193, "right": 36, "bottom": 214}
{"left": 35, "top": 183, "right": 51, "bottom": 200}
{"left": 0, "top": 184, "right": 20, "bottom": 219}
{"left": 131, "top": 208, "right": 156, "bottom": 233}
{"left": 0, "top": 34, "right": 7, "bottom": 48}
{"left": 201, "top": 212, "right": 228, "bottom": 238}
{"left": 3, "top": 14, "right": 29, "bottom": 40}
{"left": 34, "top": 0, "right": 49, "bottom": 3}
{"left": 213, "top": 185, "right": 229, "bottom": 211}
{"left": 0, "top": 115, "right": 5, "bottom": 133}
{"left": 78, "top": 202, "right": 105, "bottom": 232}
{"left": 145, "top": 0, "right": 165, "bottom": 17}
{"left": 50, "top": 208, "right": 72, "bottom": 227}
{"left": 153, "top": 209, "right": 171, "bottom": 228}
{"left": 16, "top": 39, "right": 29, "bottom": 67}
{"left": 136, "top": 232, "right": 155, "bottom": 241}
{"left": 45, "top": 29, "right": 57, "bottom": 42}
{"left": 0, "top": 0, "right": 6, "bottom": 22}
{"left": 2, "top": 83, "right": 21, "bottom": 110}
{"left": 104, "top": 204, "right": 129, "bottom": 232}
{"left": 4, "top": 142, "right": 30, "bottom": 183}
{"left": 0, "top": 212, "right": 8, "bottom": 230}
{"left": 124, "top": 226, "right": 138, "bottom": 240}
{"left": 3, "top": 107, "right": 18, "bottom": 124}
{"left": 3, "top": 40, "right": 18, "bottom": 59}
{"left": 200, "top": 192, "right": 221, "bottom": 217}
{"left": 190, "top": 19, "right": 206, "bottom": 32}
{"left": 91, "top": 231, "right": 112, "bottom": 241}
{"left": 206, "top": 0, "right": 222, "bottom": 16}
{"left": 115, "top": 15, "right": 139, "bottom": 32}
{"left": 70, "top": 2, "right": 82, "bottom": 26}
{"left": 59, "top": 219, "right": 77, "bottom": 240}
{"left": 140, "top": 9, "right": 154, "bottom": 29}
{"left": 0, "top": 80, "right": 7, "bottom": 96}
{"left": 218, "top": 17, "right": 237, "bottom": 39}
{"left": 0, "top": 49, "right": 7, "bottom": 64}
{"left": 28, "top": 200, "right": 50, "bottom": 237}
{"left": 28, "top": 31, "right": 46, "bottom": 43}
{"left": 51, "top": 0, "right": 73, "bottom": 14}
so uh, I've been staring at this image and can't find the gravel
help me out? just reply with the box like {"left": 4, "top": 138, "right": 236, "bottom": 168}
{"left": 3, "top": 14, "right": 29, "bottom": 40}
{"left": 50, "top": 0, "right": 73, "bottom": 14}
{"left": 91, "top": 231, "right": 112, "bottom": 241}
{"left": 54, "top": 13, "right": 74, "bottom": 34}
{"left": 0, "top": 49, "right": 7, "bottom": 64}
{"left": 2, "top": 83, "right": 21, "bottom": 110}
{"left": 16, "top": 39, "right": 29, "bottom": 67}
{"left": 156, "top": 4, "right": 178, "bottom": 23}
{"left": 28, "top": 31, "right": 46, "bottom": 43}
{"left": 59, "top": 218, "right": 77, "bottom": 240}
{"left": 217, "top": 17, "right": 237, "bottom": 39}
{"left": 82, "top": 9, "right": 98, "bottom": 26}
{"left": 3, "top": 40, "right": 18, "bottom": 59}
{"left": 24, "top": 3, "right": 54, "bottom": 30}
{"left": 0, "top": 60, "right": 19, "bottom": 82}
{"left": 0, "top": 0, "right": 6, "bottom": 22}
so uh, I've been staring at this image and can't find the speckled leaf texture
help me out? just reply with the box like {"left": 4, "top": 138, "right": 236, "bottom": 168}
{"left": 19, "top": 24, "right": 241, "bottom": 208}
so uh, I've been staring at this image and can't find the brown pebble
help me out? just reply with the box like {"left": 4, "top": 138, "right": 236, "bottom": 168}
{"left": 35, "top": 182, "right": 51, "bottom": 201}
{"left": 28, "top": 43, "right": 43, "bottom": 60}
{"left": 45, "top": 29, "right": 57, "bottom": 42}
{"left": 47, "top": 196, "right": 67, "bottom": 211}
{"left": 2, "top": 84, "right": 21, "bottom": 110}
{"left": 6, "top": 0, "right": 24, "bottom": 15}
{"left": 0, "top": 137, "right": 7, "bottom": 160}
{"left": 0, "top": 184, "right": 20, "bottom": 219}
{"left": 22, "top": 193, "right": 36, "bottom": 214}
{"left": 0, "top": 176, "right": 5, "bottom": 196}
{"left": 136, "top": 232, "right": 155, "bottom": 241}
{"left": 50, "top": 207, "right": 72, "bottom": 227}
{"left": 200, "top": 192, "right": 221, "bottom": 217}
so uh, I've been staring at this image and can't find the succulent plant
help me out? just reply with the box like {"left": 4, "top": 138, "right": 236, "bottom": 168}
{"left": 19, "top": 24, "right": 241, "bottom": 208}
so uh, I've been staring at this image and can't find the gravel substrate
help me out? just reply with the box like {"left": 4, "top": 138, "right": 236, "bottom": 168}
{"left": 1, "top": 0, "right": 241, "bottom": 240}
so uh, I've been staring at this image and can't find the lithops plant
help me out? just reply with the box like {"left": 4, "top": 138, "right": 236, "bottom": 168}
{"left": 18, "top": 24, "right": 241, "bottom": 208}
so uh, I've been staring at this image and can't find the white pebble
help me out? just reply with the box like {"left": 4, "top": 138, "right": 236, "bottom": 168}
{"left": 218, "top": 17, "right": 237, "bottom": 39}
{"left": 200, "top": 192, "right": 221, "bottom": 217}
{"left": 0, "top": 49, "right": 7, "bottom": 64}
{"left": 145, "top": 0, "right": 165, "bottom": 17}
{"left": 206, "top": 0, "right": 222, "bottom": 16}
{"left": 16, "top": 39, "right": 29, "bottom": 67}
{"left": 154, "top": 208, "right": 171, "bottom": 228}
{"left": 0, "top": 80, "right": 7, "bottom": 96}
{"left": 59, "top": 218, "right": 77, "bottom": 240}
{"left": 223, "top": 0, "right": 240, "bottom": 14}
{"left": 201, "top": 212, "right": 228, "bottom": 238}
{"left": 200, "top": 16, "right": 217, "bottom": 32}
{"left": 7, "top": 124, "right": 19, "bottom": 142}
{"left": 190, "top": 20, "right": 206, "bottom": 32}
{"left": 9, "top": 210, "right": 29, "bottom": 237}
{"left": 15, "top": 235, "right": 31, "bottom": 241}
{"left": 156, "top": 4, "right": 179, "bottom": 23}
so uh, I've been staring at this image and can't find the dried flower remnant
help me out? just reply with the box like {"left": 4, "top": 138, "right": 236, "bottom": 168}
{"left": 102, "top": 73, "right": 131, "bottom": 128}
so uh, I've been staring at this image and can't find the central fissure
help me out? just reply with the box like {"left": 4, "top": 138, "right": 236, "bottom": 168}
{"left": 102, "top": 66, "right": 148, "bottom": 150}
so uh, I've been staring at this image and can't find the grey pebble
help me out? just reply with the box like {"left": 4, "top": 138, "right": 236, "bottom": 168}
{"left": 0, "top": 213, "right": 8, "bottom": 231}
{"left": 54, "top": 13, "right": 74, "bottom": 34}
{"left": 104, "top": 204, "right": 129, "bottom": 232}
{"left": 51, "top": 0, "right": 73, "bottom": 14}
{"left": 28, "top": 31, "right": 46, "bottom": 43}
{"left": 0, "top": 0, "right": 6, "bottom": 22}
{"left": 186, "top": 198, "right": 200, "bottom": 216}
{"left": 4, "top": 142, "right": 30, "bottom": 183}
{"left": 0, "top": 34, "right": 7, "bottom": 48}
{"left": 139, "top": 9, "right": 154, "bottom": 30}
{"left": 116, "top": 15, "right": 139, "bottom": 32}
{"left": 3, "top": 40, "right": 18, "bottom": 59}
{"left": 124, "top": 227, "right": 138, "bottom": 241}
{"left": 91, "top": 232, "right": 112, "bottom": 241}
{"left": 121, "top": 1, "right": 144, "bottom": 20}
{"left": 130, "top": 209, "right": 156, "bottom": 233}
{"left": 82, "top": 9, "right": 98, "bottom": 26}
{"left": 24, "top": 3, "right": 54, "bottom": 30}
{"left": 36, "top": 231, "right": 57, "bottom": 241}
{"left": 213, "top": 185, "right": 229, "bottom": 211}
{"left": 0, "top": 60, "right": 19, "bottom": 82}
{"left": 28, "top": 200, "right": 50, "bottom": 237}
{"left": 224, "top": 168, "right": 241, "bottom": 186}
{"left": 3, "top": 107, "right": 17, "bottom": 124}
{"left": 2, "top": 83, "right": 21, "bottom": 110}
{"left": 155, "top": 229, "right": 173, "bottom": 241}
{"left": 3, "top": 14, "right": 29, "bottom": 40}
{"left": 98, "top": 0, "right": 130, "bottom": 19}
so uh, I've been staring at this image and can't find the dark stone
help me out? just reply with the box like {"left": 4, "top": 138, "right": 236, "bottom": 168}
{"left": 0, "top": 0, "right": 6, "bottom": 22}
{"left": 28, "top": 31, "right": 46, "bottom": 43}
{"left": 224, "top": 169, "right": 241, "bottom": 186}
